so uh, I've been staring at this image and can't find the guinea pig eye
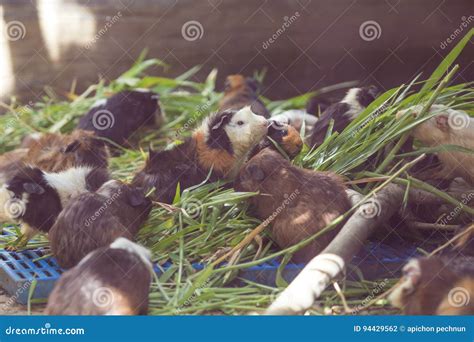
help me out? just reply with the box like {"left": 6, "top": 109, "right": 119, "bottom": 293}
{"left": 247, "top": 165, "right": 265, "bottom": 181}
{"left": 237, "top": 120, "right": 244, "bottom": 126}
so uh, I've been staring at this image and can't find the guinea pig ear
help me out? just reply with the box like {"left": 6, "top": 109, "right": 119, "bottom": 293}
{"left": 224, "top": 78, "right": 232, "bottom": 92}
{"left": 23, "top": 182, "right": 45, "bottom": 195}
{"left": 211, "top": 112, "right": 232, "bottom": 131}
{"left": 63, "top": 140, "right": 81, "bottom": 153}
{"left": 435, "top": 114, "right": 450, "bottom": 132}
{"left": 128, "top": 188, "right": 148, "bottom": 207}
{"left": 245, "top": 78, "right": 260, "bottom": 93}
{"left": 247, "top": 165, "right": 265, "bottom": 181}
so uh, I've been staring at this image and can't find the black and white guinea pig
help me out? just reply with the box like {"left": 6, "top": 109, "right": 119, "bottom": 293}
{"left": 132, "top": 106, "right": 268, "bottom": 203}
{"left": 309, "top": 86, "right": 380, "bottom": 147}
{"left": 218, "top": 74, "right": 270, "bottom": 118}
{"left": 250, "top": 120, "right": 303, "bottom": 159}
{"left": 49, "top": 179, "right": 152, "bottom": 269}
{"left": 77, "top": 89, "right": 161, "bottom": 146}
{"left": 45, "top": 237, "right": 152, "bottom": 315}
{"left": 0, "top": 166, "right": 109, "bottom": 247}
{"left": 306, "top": 95, "right": 331, "bottom": 116}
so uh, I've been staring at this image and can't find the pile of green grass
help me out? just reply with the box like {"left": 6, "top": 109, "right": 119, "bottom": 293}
{"left": 0, "top": 30, "right": 473, "bottom": 315}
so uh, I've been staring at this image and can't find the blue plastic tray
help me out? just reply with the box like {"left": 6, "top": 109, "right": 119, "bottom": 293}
{"left": 0, "top": 229, "right": 418, "bottom": 304}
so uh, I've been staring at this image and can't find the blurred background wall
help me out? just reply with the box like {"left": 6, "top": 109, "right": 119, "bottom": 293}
{"left": 0, "top": 0, "right": 472, "bottom": 107}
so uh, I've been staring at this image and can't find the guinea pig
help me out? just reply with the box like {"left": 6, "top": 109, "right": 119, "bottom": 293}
{"left": 218, "top": 74, "right": 270, "bottom": 118}
{"left": 309, "top": 86, "right": 380, "bottom": 147}
{"left": 270, "top": 110, "right": 318, "bottom": 136}
{"left": 396, "top": 104, "right": 474, "bottom": 185}
{"left": 250, "top": 120, "right": 303, "bottom": 159}
{"left": 77, "top": 89, "right": 161, "bottom": 146}
{"left": 133, "top": 106, "right": 268, "bottom": 203}
{"left": 25, "top": 130, "right": 109, "bottom": 172}
{"left": 0, "top": 166, "right": 109, "bottom": 249}
{"left": 235, "top": 148, "right": 351, "bottom": 263}
{"left": 306, "top": 95, "right": 331, "bottom": 116}
{"left": 0, "top": 148, "right": 28, "bottom": 184}
{"left": 49, "top": 179, "right": 152, "bottom": 269}
{"left": 388, "top": 256, "right": 474, "bottom": 315}
{"left": 45, "top": 237, "right": 152, "bottom": 315}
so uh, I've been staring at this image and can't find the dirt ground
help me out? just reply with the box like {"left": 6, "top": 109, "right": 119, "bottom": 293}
{"left": 0, "top": 287, "right": 44, "bottom": 315}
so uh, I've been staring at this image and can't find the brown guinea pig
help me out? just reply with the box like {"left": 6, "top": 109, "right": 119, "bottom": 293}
{"left": 0, "top": 148, "right": 28, "bottom": 184}
{"left": 219, "top": 74, "right": 270, "bottom": 118}
{"left": 388, "top": 256, "right": 474, "bottom": 315}
{"left": 25, "top": 130, "right": 109, "bottom": 172}
{"left": 49, "top": 180, "right": 152, "bottom": 269}
{"left": 235, "top": 149, "right": 351, "bottom": 262}
{"left": 45, "top": 237, "right": 152, "bottom": 315}
{"left": 250, "top": 120, "right": 303, "bottom": 159}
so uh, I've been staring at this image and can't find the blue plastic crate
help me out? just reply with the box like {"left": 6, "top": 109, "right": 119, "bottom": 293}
{"left": 0, "top": 249, "right": 63, "bottom": 304}
{"left": 0, "top": 238, "right": 418, "bottom": 304}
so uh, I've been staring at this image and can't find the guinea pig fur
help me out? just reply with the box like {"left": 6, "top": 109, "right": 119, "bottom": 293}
{"left": 45, "top": 237, "right": 152, "bottom": 315}
{"left": 250, "top": 120, "right": 303, "bottom": 159}
{"left": 309, "top": 86, "right": 380, "bottom": 147}
{"left": 0, "top": 166, "right": 109, "bottom": 246}
{"left": 218, "top": 74, "right": 270, "bottom": 118}
{"left": 271, "top": 110, "right": 318, "bottom": 136}
{"left": 388, "top": 256, "right": 474, "bottom": 315}
{"left": 77, "top": 89, "right": 161, "bottom": 146}
{"left": 397, "top": 104, "right": 474, "bottom": 185}
{"left": 25, "top": 130, "right": 109, "bottom": 172}
{"left": 132, "top": 106, "right": 268, "bottom": 203}
{"left": 49, "top": 180, "right": 152, "bottom": 269}
{"left": 306, "top": 96, "right": 331, "bottom": 116}
{"left": 0, "top": 148, "right": 28, "bottom": 184}
{"left": 235, "top": 148, "right": 351, "bottom": 263}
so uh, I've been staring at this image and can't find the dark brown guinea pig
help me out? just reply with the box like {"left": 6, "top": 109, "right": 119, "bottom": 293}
{"left": 77, "top": 90, "right": 161, "bottom": 146}
{"left": 250, "top": 120, "right": 303, "bottom": 159}
{"left": 25, "top": 130, "right": 109, "bottom": 172}
{"left": 49, "top": 180, "right": 152, "bottom": 269}
{"left": 235, "top": 149, "right": 351, "bottom": 262}
{"left": 389, "top": 256, "right": 474, "bottom": 315}
{"left": 46, "top": 237, "right": 152, "bottom": 315}
{"left": 219, "top": 74, "right": 270, "bottom": 118}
